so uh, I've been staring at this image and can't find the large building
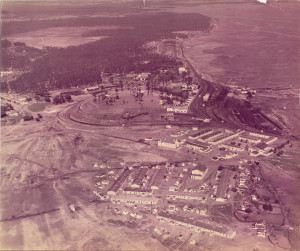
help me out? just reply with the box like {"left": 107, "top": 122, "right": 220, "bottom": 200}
{"left": 166, "top": 191, "right": 206, "bottom": 202}
{"left": 219, "top": 143, "right": 244, "bottom": 152}
{"left": 110, "top": 195, "right": 158, "bottom": 206}
{"left": 210, "top": 130, "right": 245, "bottom": 145}
{"left": 249, "top": 132, "right": 270, "bottom": 139}
{"left": 84, "top": 86, "right": 99, "bottom": 92}
{"left": 157, "top": 212, "right": 236, "bottom": 239}
{"left": 188, "top": 129, "right": 213, "bottom": 140}
{"left": 185, "top": 141, "right": 211, "bottom": 153}
{"left": 158, "top": 139, "right": 180, "bottom": 149}
{"left": 249, "top": 142, "right": 274, "bottom": 156}
{"left": 123, "top": 187, "right": 152, "bottom": 196}
{"left": 239, "top": 135, "right": 262, "bottom": 144}
{"left": 199, "top": 131, "right": 223, "bottom": 142}
{"left": 191, "top": 165, "right": 208, "bottom": 180}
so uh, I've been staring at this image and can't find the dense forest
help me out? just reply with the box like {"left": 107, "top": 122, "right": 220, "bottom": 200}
{"left": 1, "top": 12, "right": 211, "bottom": 93}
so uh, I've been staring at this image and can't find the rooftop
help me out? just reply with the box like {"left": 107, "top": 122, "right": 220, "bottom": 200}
{"left": 254, "top": 142, "right": 269, "bottom": 150}
{"left": 192, "top": 165, "right": 207, "bottom": 173}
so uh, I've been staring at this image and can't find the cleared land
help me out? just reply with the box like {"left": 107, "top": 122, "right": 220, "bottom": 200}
{"left": 176, "top": 2, "right": 300, "bottom": 89}
{"left": 4, "top": 26, "right": 109, "bottom": 49}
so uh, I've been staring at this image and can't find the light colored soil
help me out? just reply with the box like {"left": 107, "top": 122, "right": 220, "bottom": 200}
{"left": 4, "top": 26, "right": 109, "bottom": 49}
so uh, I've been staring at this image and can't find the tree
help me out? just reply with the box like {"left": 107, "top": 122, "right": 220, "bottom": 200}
{"left": 1, "top": 39, "right": 12, "bottom": 48}
{"left": 34, "top": 95, "right": 40, "bottom": 102}
{"left": 263, "top": 203, "right": 273, "bottom": 211}
{"left": 53, "top": 95, "right": 65, "bottom": 104}
{"left": 64, "top": 94, "right": 72, "bottom": 102}
{"left": 245, "top": 208, "right": 252, "bottom": 214}
{"left": 23, "top": 115, "right": 34, "bottom": 121}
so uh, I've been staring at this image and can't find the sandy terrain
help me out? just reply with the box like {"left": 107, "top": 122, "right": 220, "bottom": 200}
{"left": 4, "top": 27, "right": 111, "bottom": 49}
{"left": 0, "top": 109, "right": 172, "bottom": 250}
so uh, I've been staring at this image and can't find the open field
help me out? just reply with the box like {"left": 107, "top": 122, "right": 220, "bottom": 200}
{"left": 173, "top": 1, "right": 300, "bottom": 89}
{"left": 4, "top": 26, "right": 109, "bottom": 49}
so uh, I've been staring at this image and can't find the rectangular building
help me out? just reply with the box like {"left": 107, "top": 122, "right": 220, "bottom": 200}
{"left": 123, "top": 187, "right": 152, "bottom": 196}
{"left": 219, "top": 143, "right": 244, "bottom": 152}
{"left": 185, "top": 141, "right": 211, "bottom": 153}
{"left": 157, "top": 212, "right": 236, "bottom": 239}
{"left": 210, "top": 130, "right": 245, "bottom": 145}
{"left": 188, "top": 129, "right": 213, "bottom": 140}
{"left": 166, "top": 191, "right": 206, "bottom": 202}
{"left": 111, "top": 194, "right": 158, "bottom": 206}
{"left": 249, "top": 132, "right": 270, "bottom": 139}
{"left": 199, "top": 131, "right": 223, "bottom": 142}
{"left": 158, "top": 139, "right": 179, "bottom": 149}
{"left": 191, "top": 165, "right": 208, "bottom": 180}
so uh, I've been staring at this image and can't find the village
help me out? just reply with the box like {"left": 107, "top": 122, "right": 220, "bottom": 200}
{"left": 0, "top": 38, "right": 294, "bottom": 249}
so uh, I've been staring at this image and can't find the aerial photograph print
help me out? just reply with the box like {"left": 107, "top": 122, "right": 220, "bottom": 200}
{"left": 0, "top": 0, "right": 299, "bottom": 250}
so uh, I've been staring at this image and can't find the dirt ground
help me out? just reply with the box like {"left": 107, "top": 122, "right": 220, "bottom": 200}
{"left": 172, "top": 1, "right": 300, "bottom": 89}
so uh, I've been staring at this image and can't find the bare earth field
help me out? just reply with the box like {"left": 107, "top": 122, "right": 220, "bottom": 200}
{"left": 173, "top": 1, "right": 300, "bottom": 89}
{"left": 4, "top": 26, "right": 110, "bottom": 49}
{"left": 0, "top": 113, "right": 170, "bottom": 250}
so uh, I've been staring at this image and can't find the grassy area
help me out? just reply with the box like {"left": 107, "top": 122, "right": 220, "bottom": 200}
{"left": 28, "top": 103, "right": 48, "bottom": 112}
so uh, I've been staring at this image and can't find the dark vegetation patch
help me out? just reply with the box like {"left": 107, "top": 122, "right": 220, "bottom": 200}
{"left": 1, "top": 10, "right": 211, "bottom": 93}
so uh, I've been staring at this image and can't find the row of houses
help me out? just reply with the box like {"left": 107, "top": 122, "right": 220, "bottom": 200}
{"left": 188, "top": 129, "right": 213, "bottom": 140}
{"left": 185, "top": 140, "right": 212, "bottom": 153}
{"left": 210, "top": 130, "right": 245, "bottom": 145}
{"left": 238, "top": 131, "right": 277, "bottom": 145}
{"left": 123, "top": 187, "right": 152, "bottom": 196}
{"left": 248, "top": 142, "right": 274, "bottom": 157}
{"left": 110, "top": 194, "right": 158, "bottom": 206}
{"left": 166, "top": 192, "right": 207, "bottom": 202}
{"left": 199, "top": 131, "right": 223, "bottom": 142}
{"left": 166, "top": 107, "right": 188, "bottom": 113}
{"left": 219, "top": 143, "right": 244, "bottom": 152}
{"left": 157, "top": 212, "right": 236, "bottom": 239}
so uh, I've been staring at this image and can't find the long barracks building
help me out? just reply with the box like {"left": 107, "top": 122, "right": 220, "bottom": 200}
{"left": 157, "top": 212, "right": 236, "bottom": 239}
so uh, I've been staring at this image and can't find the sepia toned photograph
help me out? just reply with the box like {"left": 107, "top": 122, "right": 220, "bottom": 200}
{"left": 1, "top": 0, "right": 299, "bottom": 250}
